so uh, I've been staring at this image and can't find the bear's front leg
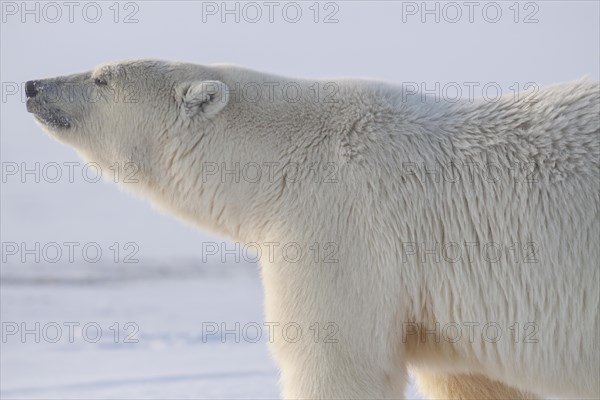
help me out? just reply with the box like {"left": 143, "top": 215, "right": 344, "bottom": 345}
{"left": 273, "top": 334, "right": 407, "bottom": 399}
{"left": 262, "top": 260, "right": 407, "bottom": 399}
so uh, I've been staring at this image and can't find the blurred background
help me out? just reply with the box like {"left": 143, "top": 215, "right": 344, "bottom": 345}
{"left": 1, "top": 1, "right": 598, "bottom": 398}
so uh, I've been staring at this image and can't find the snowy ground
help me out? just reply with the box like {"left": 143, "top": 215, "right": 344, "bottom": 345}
{"left": 1, "top": 261, "right": 422, "bottom": 399}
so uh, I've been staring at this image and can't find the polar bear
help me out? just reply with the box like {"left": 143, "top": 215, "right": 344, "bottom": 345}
{"left": 26, "top": 60, "right": 599, "bottom": 399}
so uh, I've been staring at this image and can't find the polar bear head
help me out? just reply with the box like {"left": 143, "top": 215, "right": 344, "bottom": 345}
{"left": 26, "top": 60, "right": 229, "bottom": 173}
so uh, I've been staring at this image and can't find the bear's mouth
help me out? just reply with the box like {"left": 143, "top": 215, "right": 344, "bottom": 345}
{"left": 26, "top": 99, "right": 71, "bottom": 129}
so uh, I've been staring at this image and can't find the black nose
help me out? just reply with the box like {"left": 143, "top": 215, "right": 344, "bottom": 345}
{"left": 25, "top": 80, "right": 38, "bottom": 98}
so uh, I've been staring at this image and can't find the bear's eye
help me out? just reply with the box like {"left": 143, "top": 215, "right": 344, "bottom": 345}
{"left": 94, "top": 77, "right": 108, "bottom": 86}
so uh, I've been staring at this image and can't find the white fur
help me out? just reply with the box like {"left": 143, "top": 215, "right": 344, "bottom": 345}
{"left": 29, "top": 60, "right": 599, "bottom": 399}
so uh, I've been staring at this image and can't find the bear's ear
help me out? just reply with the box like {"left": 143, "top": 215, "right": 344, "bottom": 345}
{"left": 179, "top": 80, "right": 229, "bottom": 118}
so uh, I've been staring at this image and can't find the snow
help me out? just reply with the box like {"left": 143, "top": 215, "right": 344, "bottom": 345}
{"left": 1, "top": 262, "right": 279, "bottom": 399}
